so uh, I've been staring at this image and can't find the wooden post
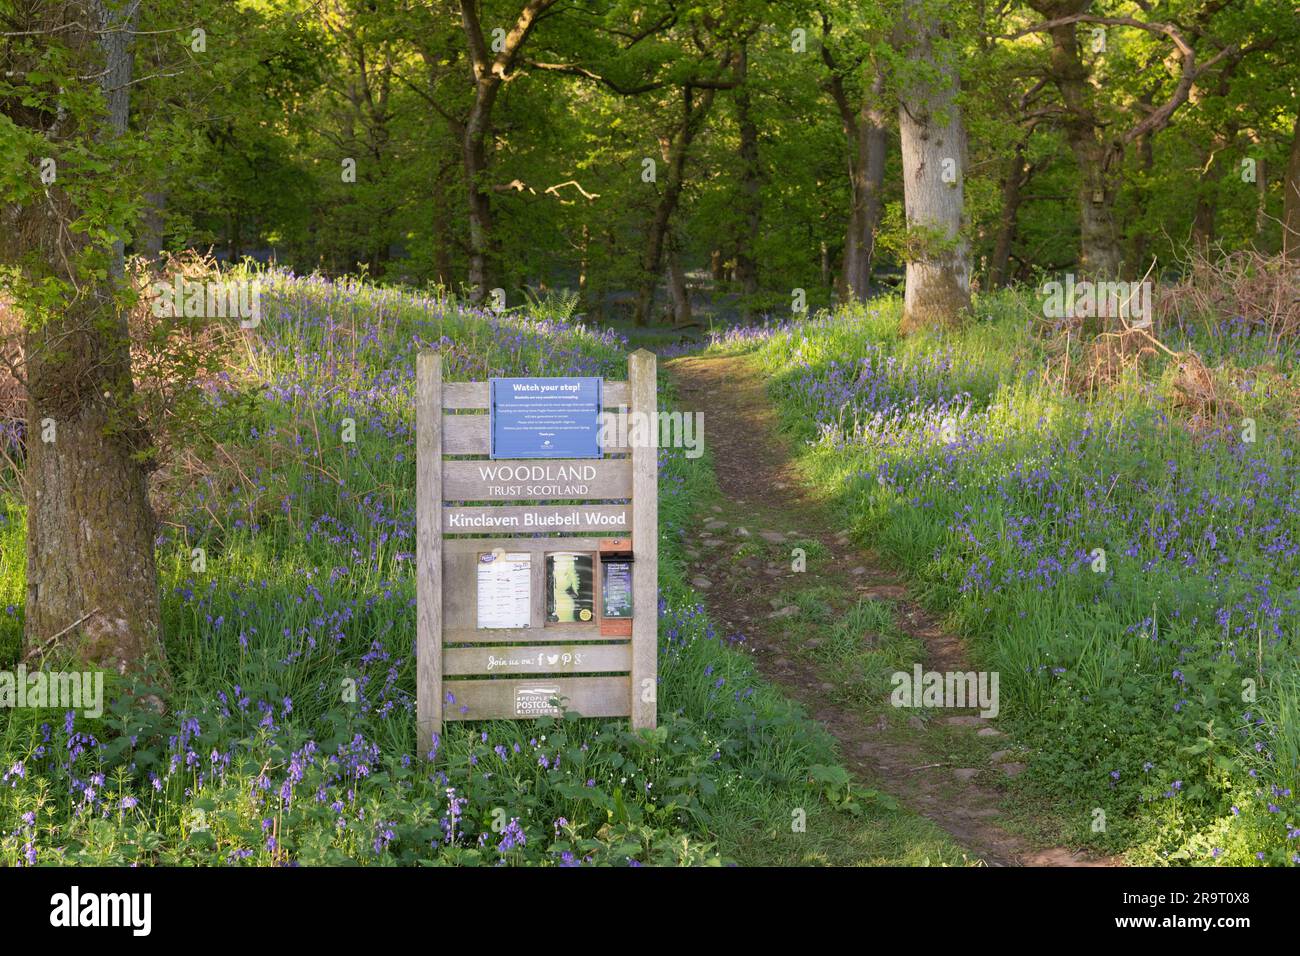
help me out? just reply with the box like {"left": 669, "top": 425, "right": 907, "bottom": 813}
{"left": 629, "top": 349, "right": 658, "bottom": 730}
{"left": 416, "top": 351, "right": 443, "bottom": 753}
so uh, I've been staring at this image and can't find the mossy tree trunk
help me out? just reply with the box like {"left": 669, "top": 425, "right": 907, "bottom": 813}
{"left": 14, "top": 0, "right": 162, "bottom": 672}
{"left": 896, "top": 0, "right": 971, "bottom": 334}
{"left": 24, "top": 310, "right": 162, "bottom": 671}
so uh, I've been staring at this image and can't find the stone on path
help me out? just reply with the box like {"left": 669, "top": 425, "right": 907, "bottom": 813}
{"left": 691, "top": 576, "right": 713, "bottom": 590}
{"left": 944, "top": 716, "right": 985, "bottom": 727}
{"left": 976, "top": 727, "right": 1003, "bottom": 738}
{"left": 759, "top": 530, "right": 786, "bottom": 544}
{"left": 768, "top": 605, "right": 798, "bottom": 619}
{"left": 953, "top": 768, "right": 979, "bottom": 782}
{"left": 988, "top": 750, "right": 1012, "bottom": 764}
{"left": 704, "top": 519, "right": 727, "bottom": 531}
{"left": 907, "top": 716, "right": 927, "bottom": 731}
{"left": 1000, "top": 763, "right": 1027, "bottom": 778}
{"left": 734, "top": 526, "right": 751, "bottom": 537}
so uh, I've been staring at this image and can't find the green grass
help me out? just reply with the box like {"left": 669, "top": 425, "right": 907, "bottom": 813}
{"left": 730, "top": 290, "right": 1300, "bottom": 865}
{"left": 0, "top": 270, "right": 970, "bottom": 866}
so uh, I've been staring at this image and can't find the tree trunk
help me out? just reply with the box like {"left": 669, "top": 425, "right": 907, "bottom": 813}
{"left": 988, "top": 145, "right": 1028, "bottom": 289}
{"left": 1252, "top": 154, "right": 1267, "bottom": 241}
{"left": 634, "top": 85, "right": 720, "bottom": 326}
{"left": 1285, "top": 113, "right": 1300, "bottom": 262}
{"left": 138, "top": 191, "right": 167, "bottom": 260}
{"left": 1128, "top": 119, "right": 1154, "bottom": 277}
{"left": 457, "top": 1, "right": 557, "bottom": 301}
{"left": 633, "top": 160, "right": 676, "bottom": 325}
{"left": 463, "top": 83, "right": 497, "bottom": 300}
{"left": 1192, "top": 144, "right": 1227, "bottom": 254}
{"left": 1042, "top": 19, "right": 1123, "bottom": 278}
{"left": 896, "top": 1, "right": 971, "bottom": 334}
{"left": 228, "top": 209, "right": 242, "bottom": 262}
{"left": 22, "top": 0, "right": 162, "bottom": 671}
{"left": 432, "top": 164, "right": 455, "bottom": 285}
{"left": 1073, "top": 155, "right": 1123, "bottom": 276}
{"left": 666, "top": 249, "right": 691, "bottom": 325}
{"left": 578, "top": 223, "right": 589, "bottom": 293}
{"left": 842, "top": 70, "right": 889, "bottom": 301}
{"left": 823, "top": 31, "right": 889, "bottom": 304}
{"left": 733, "top": 43, "right": 761, "bottom": 312}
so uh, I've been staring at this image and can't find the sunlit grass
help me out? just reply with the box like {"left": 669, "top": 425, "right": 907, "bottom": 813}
{"left": 747, "top": 291, "right": 1300, "bottom": 864}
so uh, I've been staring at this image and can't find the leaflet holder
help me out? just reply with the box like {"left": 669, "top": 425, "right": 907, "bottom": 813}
{"left": 598, "top": 538, "right": 634, "bottom": 637}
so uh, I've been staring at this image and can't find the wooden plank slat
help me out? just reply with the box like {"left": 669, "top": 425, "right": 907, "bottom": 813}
{"left": 441, "top": 623, "right": 603, "bottom": 644}
{"left": 443, "top": 459, "right": 631, "bottom": 501}
{"left": 441, "top": 550, "right": 481, "bottom": 632}
{"left": 444, "top": 380, "right": 628, "bottom": 410}
{"left": 629, "top": 350, "right": 659, "bottom": 731}
{"left": 444, "top": 414, "right": 629, "bottom": 455}
{"left": 416, "top": 352, "right": 443, "bottom": 750}
{"left": 443, "top": 676, "right": 631, "bottom": 721}
{"left": 442, "top": 536, "right": 609, "bottom": 555}
{"left": 443, "top": 504, "right": 630, "bottom": 534}
{"left": 444, "top": 643, "right": 631, "bottom": 676}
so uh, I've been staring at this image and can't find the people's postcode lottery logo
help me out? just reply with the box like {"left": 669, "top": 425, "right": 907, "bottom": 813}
{"left": 515, "top": 686, "right": 561, "bottom": 717}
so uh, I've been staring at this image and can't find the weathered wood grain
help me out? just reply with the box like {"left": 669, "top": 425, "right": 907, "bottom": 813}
{"left": 629, "top": 349, "right": 659, "bottom": 731}
{"left": 416, "top": 352, "right": 443, "bottom": 751}
{"left": 444, "top": 642, "right": 631, "bottom": 676}
{"left": 443, "top": 536, "right": 605, "bottom": 555}
{"left": 443, "top": 458, "right": 632, "bottom": 501}
{"left": 443, "top": 676, "right": 631, "bottom": 721}
{"left": 443, "top": 504, "right": 629, "bottom": 534}
{"left": 441, "top": 623, "right": 606, "bottom": 644}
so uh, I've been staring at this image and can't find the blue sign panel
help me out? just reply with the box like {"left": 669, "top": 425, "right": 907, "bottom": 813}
{"left": 490, "top": 376, "right": 603, "bottom": 459}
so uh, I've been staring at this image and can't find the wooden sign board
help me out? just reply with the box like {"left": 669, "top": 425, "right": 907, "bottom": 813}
{"left": 416, "top": 350, "right": 658, "bottom": 748}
